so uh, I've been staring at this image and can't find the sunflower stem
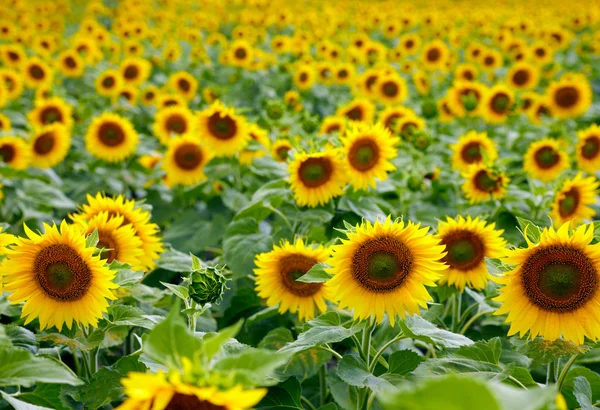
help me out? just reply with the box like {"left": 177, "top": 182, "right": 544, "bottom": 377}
{"left": 362, "top": 319, "right": 375, "bottom": 366}
{"left": 89, "top": 347, "right": 99, "bottom": 375}
{"left": 366, "top": 390, "right": 376, "bottom": 410}
{"left": 368, "top": 334, "right": 406, "bottom": 373}
{"left": 459, "top": 310, "right": 491, "bottom": 335}
{"left": 300, "top": 396, "right": 317, "bottom": 410}
{"left": 319, "top": 365, "right": 328, "bottom": 406}
{"left": 557, "top": 355, "right": 578, "bottom": 390}
{"left": 547, "top": 360, "right": 558, "bottom": 384}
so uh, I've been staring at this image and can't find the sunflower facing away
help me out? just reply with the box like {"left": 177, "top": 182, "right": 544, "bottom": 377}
{"left": 494, "top": 223, "right": 600, "bottom": 345}
{"left": 549, "top": 173, "right": 599, "bottom": 227}
{"left": 254, "top": 239, "right": 331, "bottom": 321}
{"left": 163, "top": 136, "right": 212, "bottom": 187}
{"left": 451, "top": 130, "right": 498, "bottom": 173}
{"left": 288, "top": 151, "right": 347, "bottom": 208}
{"left": 85, "top": 113, "right": 139, "bottom": 163}
{"left": 328, "top": 217, "right": 447, "bottom": 325}
{"left": 462, "top": 164, "right": 510, "bottom": 204}
{"left": 30, "top": 123, "right": 71, "bottom": 169}
{"left": 1, "top": 221, "right": 118, "bottom": 331}
{"left": 341, "top": 122, "right": 399, "bottom": 190}
{"left": 117, "top": 371, "right": 266, "bottom": 410}
{"left": 0, "top": 136, "right": 30, "bottom": 170}
{"left": 576, "top": 124, "right": 600, "bottom": 173}
{"left": 436, "top": 216, "right": 506, "bottom": 291}
{"left": 197, "top": 101, "right": 249, "bottom": 157}
{"left": 523, "top": 138, "right": 570, "bottom": 182}
{"left": 71, "top": 193, "right": 164, "bottom": 271}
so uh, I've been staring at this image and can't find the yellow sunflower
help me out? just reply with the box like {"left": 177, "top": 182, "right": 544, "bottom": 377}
{"left": 1, "top": 221, "right": 118, "bottom": 331}
{"left": 85, "top": 113, "right": 139, "bottom": 163}
{"left": 0, "top": 44, "right": 26, "bottom": 69}
{"left": 378, "top": 106, "right": 416, "bottom": 134}
{"left": 163, "top": 136, "right": 212, "bottom": 187}
{"left": 494, "top": 223, "right": 600, "bottom": 345}
{"left": 167, "top": 71, "right": 198, "bottom": 102}
{"left": 375, "top": 73, "right": 408, "bottom": 105}
{"left": 288, "top": 151, "right": 347, "bottom": 208}
{"left": 421, "top": 40, "right": 450, "bottom": 71}
{"left": 57, "top": 49, "right": 85, "bottom": 78}
{"left": 152, "top": 105, "right": 195, "bottom": 146}
{"left": 95, "top": 69, "right": 123, "bottom": 97}
{"left": 254, "top": 239, "right": 331, "bottom": 321}
{"left": 240, "top": 123, "right": 270, "bottom": 165}
{"left": 576, "top": 124, "right": 600, "bottom": 173}
{"left": 117, "top": 372, "right": 266, "bottom": 410}
{"left": 462, "top": 164, "right": 510, "bottom": 204}
{"left": 0, "top": 136, "right": 29, "bottom": 170}
{"left": 454, "top": 63, "right": 478, "bottom": 82}
{"left": 0, "top": 68, "right": 24, "bottom": 101}
{"left": 523, "top": 139, "right": 570, "bottom": 182}
{"left": 341, "top": 122, "right": 399, "bottom": 190}
{"left": 30, "top": 123, "right": 71, "bottom": 169}
{"left": 413, "top": 70, "right": 430, "bottom": 96}
{"left": 119, "top": 57, "right": 151, "bottom": 86}
{"left": 197, "top": 101, "right": 249, "bottom": 157}
{"left": 22, "top": 57, "right": 53, "bottom": 89}
{"left": 328, "top": 217, "right": 447, "bottom": 326}
{"left": 448, "top": 81, "right": 487, "bottom": 118}
{"left": 546, "top": 74, "right": 593, "bottom": 119}
{"left": 396, "top": 115, "right": 425, "bottom": 142}
{"left": 336, "top": 98, "right": 375, "bottom": 123}
{"left": 0, "top": 113, "right": 10, "bottom": 131}
{"left": 28, "top": 97, "right": 74, "bottom": 130}
{"left": 272, "top": 139, "right": 293, "bottom": 162}
{"left": 549, "top": 173, "right": 599, "bottom": 227}
{"left": 506, "top": 62, "right": 539, "bottom": 90}
{"left": 481, "top": 84, "right": 515, "bottom": 124}
{"left": 436, "top": 216, "right": 506, "bottom": 291}
{"left": 293, "top": 64, "right": 316, "bottom": 91}
{"left": 320, "top": 115, "right": 346, "bottom": 135}
{"left": 451, "top": 130, "right": 498, "bottom": 173}
{"left": 71, "top": 193, "right": 164, "bottom": 271}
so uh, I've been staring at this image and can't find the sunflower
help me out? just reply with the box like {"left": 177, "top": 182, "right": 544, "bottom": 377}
{"left": 455, "top": 63, "right": 478, "bottom": 82}
{"left": 85, "top": 113, "right": 139, "bottom": 163}
{"left": 507, "top": 62, "right": 539, "bottom": 90}
{"left": 523, "top": 139, "right": 570, "bottom": 182}
{"left": 155, "top": 94, "right": 187, "bottom": 110}
{"left": 328, "top": 217, "right": 446, "bottom": 325}
{"left": 293, "top": 64, "right": 316, "bottom": 91}
{"left": 396, "top": 115, "right": 425, "bottom": 142}
{"left": 437, "top": 97, "right": 455, "bottom": 123}
{"left": 288, "top": 151, "right": 346, "bottom": 208}
{"left": 451, "top": 130, "right": 498, "bottom": 173}
{"left": 481, "top": 84, "right": 515, "bottom": 124}
{"left": 57, "top": 49, "right": 85, "bottom": 78}
{"left": 0, "top": 68, "right": 24, "bottom": 101}
{"left": 227, "top": 40, "right": 253, "bottom": 68}
{"left": 435, "top": 216, "right": 505, "bottom": 291}
{"left": 494, "top": 223, "right": 600, "bottom": 345}
{"left": 167, "top": 71, "right": 198, "bottom": 102}
{"left": 197, "top": 101, "right": 249, "bottom": 157}
{"left": 71, "top": 193, "right": 164, "bottom": 271}
{"left": 546, "top": 74, "right": 593, "bottom": 119}
{"left": 530, "top": 42, "right": 553, "bottom": 65}
{"left": 421, "top": 40, "right": 449, "bottom": 71}
{"left": 549, "top": 173, "right": 599, "bottom": 227}
{"left": 0, "top": 113, "right": 10, "bottom": 131}
{"left": 152, "top": 105, "right": 195, "bottom": 145}
{"left": 341, "top": 122, "right": 399, "bottom": 190}
{"left": 336, "top": 98, "right": 375, "bottom": 123}
{"left": 22, "top": 57, "right": 53, "bottom": 88}
{"left": 378, "top": 106, "right": 415, "bottom": 134}
{"left": 334, "top": 63, "right": 355, "bottom": 86}
{"left": 30, "top": 124, "right": 71, "bottom": 169}
{"left": 576, "top": 124, "right": 600, "bottom": 173}
{"left": 95, "top": 69, "right": 123, "bottom": 97}
{"left": 240, "top": 123, "right": 270, "bottom": 165}
{"left": 375, "top": 73, "right": 408, "bottom": 105}
{"left": 1, "top": 221, "right": 117, "bottom": 331}
{"left": 119, "top": 57, "right": 151, "bottom": 86}
{"left": 117, "top": 372, "right": 266, "bottom": 410}
{"left": 320, "top": 116, "right": 346, "bottom": 135}
{"left": 399, "top": 33, "right": 421, "bottom": 55}
{"left": 462, "top": 164, "right": 510, "bottom": 203}
{"left": 528, "top": 97, "right": 552, "bottom": 125}
{"left": 113, "top": 85, "right": 139, "bottom": 106}
{"left": 480, "top": 49, "right": 503, "bottom": 72}
{"left": 272, "top": 139, "right": 293, "bottom": 162}
{"left": 0, "top": 136, "right": 29, "bottom": 170}
{"left": 28, "top": 97, "right": 74, "bottom": 130}
{"left": 254, "top": 239, "right": 331, "bottom": 321}
{"left": 141, "top": 85, "right": 159, "bottom": 106}
{"left": 163, "top": 136, "right": 212, "bottom": 187}
{"left": 413, "top": 70, "right": 430, "bottom": 96}
{"left": 0, "top": 44, "right": 26, "bottom": 69}
{"left": 448, "top": 81, "right": 487, "bottom": 117}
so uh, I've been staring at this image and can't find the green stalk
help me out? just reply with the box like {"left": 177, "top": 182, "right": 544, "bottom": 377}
{"left": 368, "top": 334, "right": 406, "bottom": 373}
{"left": 557, "top": 355, "right": 578, "bottom": 390}
{"left": 319, "top": 365, "right": 328, "bottom": 407}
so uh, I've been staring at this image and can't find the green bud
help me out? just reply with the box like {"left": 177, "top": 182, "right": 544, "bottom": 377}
{"left": 414, "top": 133, "right": 430, "bottom": 151}
{"left": 461, "top": 92, "right": 478, "bottom": 112}
{"left": 421, "top": 100, "right": 438, "bottom": 119}
{"left": 302, "top": 117, "right": 318, "bottom": 133}
{"left": 189, "top": 264, "right": 229, "bottom": 306}
{"left": 407, "top": 175, "right": 423, "bottom": 192}
{"left": 266, "top": 101, "right": 284, "bottom": 120}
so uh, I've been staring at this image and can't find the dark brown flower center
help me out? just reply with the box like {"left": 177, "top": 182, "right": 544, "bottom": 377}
{"left": 558, "top": 187, "right": 580, "bottom": 218}
{"left": 124, "top": 65, "right": 139, "bottom": 80}
{"left": 164, "top": 392, "right": 226, "bottom": 410}
{"left": 299, "top": 72, "right": 308, "bottom": 82}
{"left": 352, "top": 236, "right": 413, "bottom": 292}
{"left": 97, "top": 234, "right": 117, "bottom": 263}
{"left": 582, "top": 136, "right": 600, "bottom": 159}
{"left": 207, "top": 113, "right": 237, "bottom": 140}
{"left": 426, "top": 47, "right": 441, "bottom": 62}
{"left": 461, "top": 142, "right": 482, "bottom": 163}
{"left": 535, "top": 47, "right": 546, "bottom": 57}
{"left": 0, "top": 143, "right": 16, "bottom": 162}
{"left": 166, "top": 114, "right": 188, "bottom": 134}
{"left": 348, "top": 138, "right": 380, "bottom": 171}
{"left": 98, "top": 122, "right": 126, "bottom": 147}
{"left": 513, "top": 69, "right": 530, "bottom": 86}
{"left": 34, "top": 131, "right": 56, "bottom": 155}
{"left": 174, "top": 143, "right": 203, "bottom": 170}
{"left": 40, "top": 107, "right": 62, "bottom": 124}
{"left": 491, "top": 92, "right": 511, "bottom": 114}
{"left": 441, "top": 230, "right": 485, "bottom": 271}
{"left": 474, "top": 170, "right": 501, "bottom": 193}
{"left": 554, "top": 86, "right": 580, "bottom": 109}
{"left": 384, "top": 113, "right": 401, "bottom": 132}
{"left": 178, "top": 78, "right": 190, "bottom": 92}
{"left": 382, "top": 81, "right": 399, "bottom": 97}
{"left": 522, "top": 245, "right": 597, "bottom": 312}
{"left": 29, "top": 64, "right": 45, "bottom": 80}
{"left": 102, "top": 76, "right": 115, "bottom": 88}
{"left": 34, "top": 244, "right": 92, "bottom": 302}
{"left": 534, "top": 146, "right": 560, "bottom": 169}
{"left": 325, "top": 124, "right": 340, "bottom": 134}
{"left": 298, "top": 157, "right": 333, "bottom": 188}
{"left": 483, "top": 56, "right": 494, "bottom": 66}
{"left": 276, "top": 145, "right": 290, "bottom": 161}
{"left": 234, "top": 47, "right": 247, "bottom": 60}
{"left": 278, "top": 254, "right": 322, "bottom": 297}
{"left": 365, "top": 75, "right": 378, "bottom": 90}
{"left": 64, "top": 56, "right": 77, "bottom": 69}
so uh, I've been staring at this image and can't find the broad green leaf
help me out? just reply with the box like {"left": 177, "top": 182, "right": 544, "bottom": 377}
{"left": 327, "top": 371, "right": 359, "bottom": 410}
{"left": 199, "top": 320, "right": 244, "bottom": 365}
{"left": 455, "top": 338, "right": 502, "bottom": 364}
{"left": 337, "top": 355, "right": 394, "bottom": 394}
{"left": 111, "top": 261, "right": 143, "bottom": 288}
{"left": 510, "top": 337, "right": 590, "bottom": 364}
{"left": 562, "top": 367, "right": 600, "bottom": 410}
{"left": 245, "top": 306, "right": 280, "bottom": 328}
{"left": 490, "top": 382, "right": 558, "bottom": 410}
{"left": 0, "top": 347, "right": 82, "bottom": 387}
{"left": 573, "top": 376, "right": 596, "bottom": 410}
{"left": 387, "top": 350, "right": 424, "bottom": 376}
{"left": 160, "top": 281, "right": 190, "bottom": 301}
{"left": 399, "top": 315, "right": 474, "bottom": 348}
{"left": 156, "top": 246, "right": 193, "bottom": 272}
{"left": 0, "top": 391, "right": 53, "bottom": 410}
{"left": 256, "top": 377, "right": 303, "bottom": 410}
{"left": 515, "top": 217, "right": 542, "bottom": 244}
{"left": 85, "top": 228, "right": 99, "bottom": 248}
{"left": 108, "top": 305, "right": 156, "bottom": 329}
{"left": 222, "top": 219, "right": 273, "bottom": 279}
{"left": 13, "top": 384, "right": 69, "bottom": 410}
{"left": 5, "top": 326, "right": 37, "bottom": 351}
{"left": 296, "top": 262, "right": 332, "bottom": 283}
{"left": 211, "top": 348, "right": 293, "bottom": 387}
{"left": 318, "top": 405, "right": 339, "bottom": 410}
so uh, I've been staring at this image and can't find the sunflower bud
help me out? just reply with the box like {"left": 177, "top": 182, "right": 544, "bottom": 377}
{"left": 301, "top": 116, "right": 318, "bottom": 133}
{"left": 266, "top": 101, "right": 284, "bottom": 120}
{"left": 462, "top": 92, "right": 478, "bottom": 112}
{"left": 407, "top": 175, "right": 423, "bottom": 192}
{"left": 421, "top": 100, "right": 438, "bottom": 119}
{"left": 189, "top": 263, "right": 229, "bottom": 306}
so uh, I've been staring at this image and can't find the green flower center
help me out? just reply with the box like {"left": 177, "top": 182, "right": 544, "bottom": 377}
{"left": 367, "top": 251, "right": 399, "bottom": 280}
{"left": 534, "top": 146, "right": 559, "bottom": 169}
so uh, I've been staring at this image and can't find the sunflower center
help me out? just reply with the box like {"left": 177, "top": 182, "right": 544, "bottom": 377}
{"left": 102, "top": 76, "right": 115, "bottom": 88}
{"left": 34, "top": 244, "right": 92, "bottom": 302}
{"left": 325, "top": 124, "right": 340, "bottom": 133}
{"left": 406, "top": 40, "right": 414, "bottom": 49}
{"left": 7, "top": 51, "right": 19, "bottom": 61}
{"left": 352, "top": 236, "right": 413, "bottom": 292}
{"left": 491, "top": 93, "right": 510, "bottom": 114}
{"left": 483, "top": 56, "right": 494, "bottom": 66}
{"left": 461, "top": 142, "right": 482, "bottom": 163}
{"left": 29, "top": 65, "right": 44, "bottom": 79}
{"left": 558, "top": 187, "right": 580, "bottom": 218}
{"left": 276, "top": 146, "right": 290, "bottom": 160}
{"left": 97, "top": 235, "right": 117, "bottom": 263}
{"left": 278, "top": 254, "right": 322, "bottom": 297}
{"left": 441, "top": 231, "right": 485, "bottom": 271}
{"left": 426, "top": 48, "right": 441, "bottom": 62}
{"left": 98, "top": 122, "right": 126, "bottom": 147}
{"left": 349, "top": 138, "right": 380, "bottom": 171}
{"left": 164, "top": 392, "right": 226, "bottom": 410}
{"left": 522, "top": 245, "right": 597, "bottom": 312}
{"left": 174, "top": 143, "right": 203, "bottom": 170}
{"left": 298, "top": 157, "right": 333, "bottom": 188}
{"left": 463, "top": 70, "right": 474, "bottom": 81}
{"left": 207, "top": 113, "right": 237, "bottom": 140}
{"left": 41, "top": 107, "right": 62, "bottom": 124}
{"left": 384, "top": 113, "right": 401, "bottom": 132}
{"left": 474, "top": 170, "right": 500, "bottom": 193}
{"left": 33, "top": 132, "right": 56, "bottom": 155}
{"left": 535, "top": 47, "right": 546, "bottom": 57}
{"left": 0, "top": 143, "right": 15, "bottom": 162}
{"left": 124, "top": 65, "right": 139, "bottom": 80}
{"left": 178, "top": 78, "right": 190, "bottom": 92}
{"left": 234, "top": 47, "right": 247, "bottom": 59}
{"left": 382, "top": 81, "right": 399, "bottom": 97}
{"left": 65, "top": 56, "right": 77, "bottom": 69}
{"left": 554, "top": 86, "right": 579, "bottom": 109}
{"left": 582, "top": 136, "right": 600, "bottom": 159}
{"left": 534, "top": 146, "right": 559, "bottom": 169}
{"left": 345, "top": 106, "right": 363, "bottom": 121}
{"left": 299, "top": 72, "right": 308, "bottom": 82}
{"left": 513, "top": 69, "right": 530, "bottom": 86}
{"left": 166, "top": 114, "right": 187, "bottom": 134}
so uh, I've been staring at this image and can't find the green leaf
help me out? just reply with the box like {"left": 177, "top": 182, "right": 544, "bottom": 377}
{"left": 337, "top": 355, "right": 394, "bottom": 394}
{"left": 109, "top": 305, "right": 156, "bottom": 329}
{"left": 318, "top": 404, "right": 339, "bottom": 410}
{"left": 0, "top": 391, "right": 53, "bottom": 410}
{"left": 156, "top": 246, "right": 194, "bottom": 272}
{"left": 516, "top": 217, "right": 542, "bottom": 244}
{"left": 13, "top": 384, "right": 69, "bottom": 410}
{"left": 511, "top": 337, "right": 590, "bottom": 364}
{"left": 222, "top": 219, "right": 273, "bottom": 279}
{"left": 0, "top": 347, "right": 82, "bottom": 387}
{"left": 296, "top": 262, "right": 332, "bottom": 283}
{"left": 20, "top": 179, "right": 76, "bottom": 210}
{"left": 573, "top": 376, "right": 596, "bottom": 410}
{"left": 327, "top": 371, "right": 359, "bottom": 410}
{"left": 399, "top": 315, "right": 474, "bottom": 348}
{"left": 245, "top": 306, "right": 281, "bottom": 328}
{"left": 86, "top": 228, "right": 99, "bottom": 248}
{"left": 5, "top": 326, "right": 37, "bottom": 351}
{"left": 160, "top": 281, "right": 190, "bottom": 301}
{"left": 191, "top": 253, "right": 203, "bottom": 271}
{"left": 339, "top": 196, "right": 386, "bottom": 223}
{"left": 199, "top": 320, "right": 244, "bottom": 366}
{"left": 111, "top": 261, "right": 143, "bottom": 288}
{"left": 256, "top": 377, "right": 303, "bottom": 410}
{"left": 211, "top": 348, "right": 292, "bottom": 387}
{"left": 455, "top": 338, "right": 502, "bottom": 364}
{"left": 562, "top": 367, "right": 600, "bottom": 410}
{"left": 387, "top": 350, "right": 424, "bottom": 376}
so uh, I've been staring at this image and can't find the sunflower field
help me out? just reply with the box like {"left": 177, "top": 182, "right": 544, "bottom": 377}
{"left": 3, "top": 0, "right": 600, "bottom": 409}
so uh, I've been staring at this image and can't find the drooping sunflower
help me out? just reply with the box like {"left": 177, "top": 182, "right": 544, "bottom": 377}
{"left": 152, "top": 105, "right": 195, "bottom": 145}
{"left": 119, "top": 57, "right": 151, "bottom": 86}
{"left": 328, "top": 217, "right": 447, "bottom": 325}
{"left": 85, "top": 113, "right": 139, "bottom": 163}
{"left": 462, "top": 164, "right": 510, "bottom": 204}
{"left": 506, "top": 62, "right": 539, "bottom": 90}
{"left": 71, "top": 193, "right": 164, "bottom": 271}
{"left": 28, "top": 97, "right": 74, "bottom": 130}
{"left": 22, "top": 57, "right": 53, "bottom": 88}
{"left": 546, "top": 74, "right": 593, "bottom": 120}
{"left": 451, "top": 130, "right": 498, "bottom": 173}
{"left": 481, "top": 84, "right": 515, "bottom": 124}
{"left": 319, "top": 115, "right": 346, "bottom": 135}
{"left": 435, "top": 216, "right": 505, "bottom": 291}
{"left": 341, "top": 122, "right": 399, "bottom": 190}
{"left": 197, "top": 101, "right": 249, "bottom": 157}
{"left": 549, "top": 173, "right": 599, "bottom": 227}
{"left": 117, "top": 372, "right": 266, "bottom": 410}
{"left": 1, "top": 221, "right": 118, "bottom": 331}
{"left": 162, "top": 136, "right": 212, "bottom": 187}
{"left": 336, "top": 98, "right": 375, "bottom": 123}
{"left": 523, "top": 139, "right": 570, "bottom": 182}
{"left": 271, "top": 139, "right": 293, "bottom": 162}
{"left": 494, "top": 223, "right": 600, "bottom": 345}
{"left": 375, "top": 74, "right": 408, "bottom": 105}
{"left": 30, "top": 124, "right": 71, "bottom": 169}
{"left": 167, "top": 71, "right": 198, "bottom": 102}
{"left": 576, "top": 124, "right": 600, "bottom": 173}
{"left": 57, "top": 49, "right": 85, "bottom": 78}
{"left": 254, "top": 239, "right": 331, "bottom": 321}
{"left": 95, "top": 69, "right": 123, "bottom": 97}
{"left": 288, "top": 151, "right": 347, "bottom": 208}
{"left": 0, "top": 136, "right": 29, "bottom": 170}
